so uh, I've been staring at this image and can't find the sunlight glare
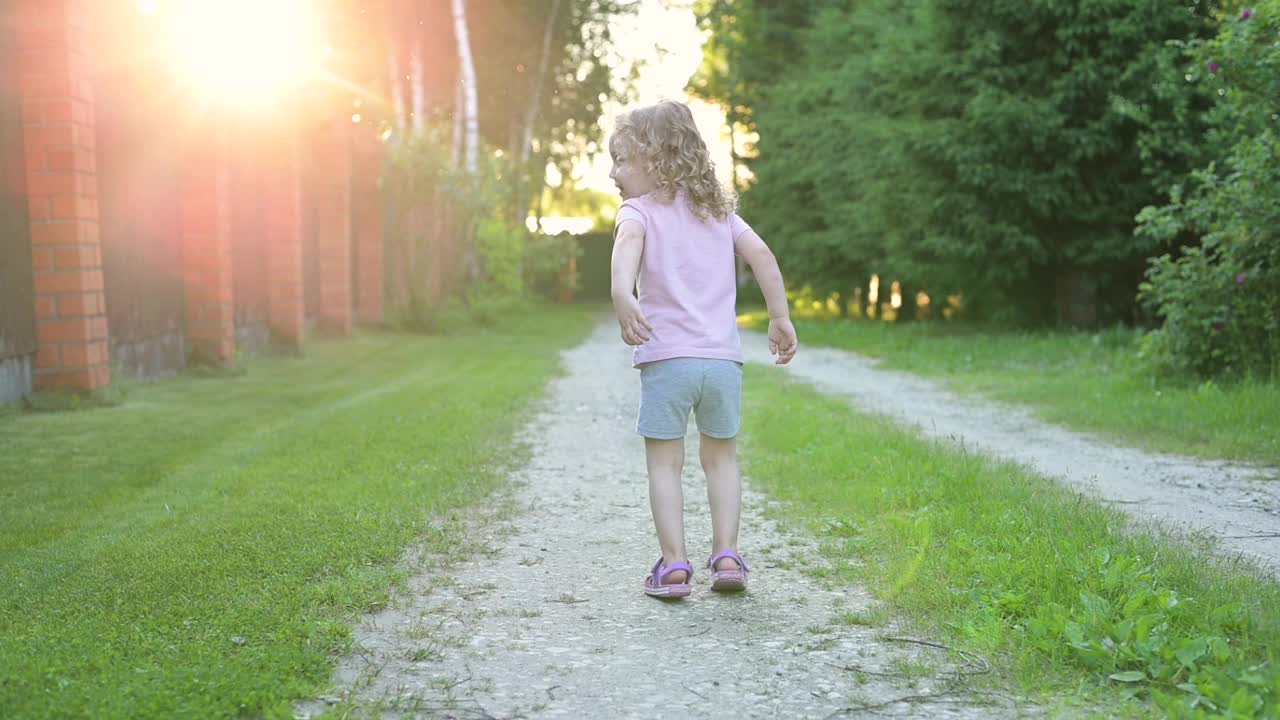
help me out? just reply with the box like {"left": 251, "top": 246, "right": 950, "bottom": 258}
{"left": 171, "top": 0, "right": 314, "bottom": 104}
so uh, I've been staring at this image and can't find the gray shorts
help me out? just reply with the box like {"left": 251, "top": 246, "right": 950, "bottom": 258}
{"left": 637, "top": 358, "right": 743, "bottom": 440}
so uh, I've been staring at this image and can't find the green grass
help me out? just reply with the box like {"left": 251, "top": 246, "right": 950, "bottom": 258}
{"left": 740, "top": 313, "right": 1280, "bottom": 466}
{"left": 742, "top": 366, "right": 1280, "bottom": 717}
{"left": 0, "top": 304, "right": 596, "bottom": 720}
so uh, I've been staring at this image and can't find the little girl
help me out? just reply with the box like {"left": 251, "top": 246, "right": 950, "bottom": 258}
{"left": 608, "top": 99, "right": 797, "bottom": 598}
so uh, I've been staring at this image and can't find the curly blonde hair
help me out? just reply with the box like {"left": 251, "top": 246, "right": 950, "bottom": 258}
{"left": 610, "top": 100, "right": 736, "bottom": 222}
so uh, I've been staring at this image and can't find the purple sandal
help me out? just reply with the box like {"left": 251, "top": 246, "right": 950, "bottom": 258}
{"left": 707, "top": 549, "right": 749, "bottom": 592}
{"left": 643, "top": 557, "right": 693, "bottom": 598}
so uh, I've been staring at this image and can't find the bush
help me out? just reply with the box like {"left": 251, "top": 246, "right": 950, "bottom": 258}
{"left": 1136, "top": 3, "right": 1280, "bottom": 379}
{"left": 524, "top": 231, "right": 581, "bottom": 300}
{"left": 477, "top": 217, "right": 527, "bottom": 300}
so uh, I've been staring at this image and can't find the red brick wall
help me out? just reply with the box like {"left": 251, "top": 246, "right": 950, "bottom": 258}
{"left": 180, "top": 128, "right": 235, "bottom": 364}
{"left": 265, "top": 129, "right": 306, "bottom": 348}
{"left": 18, "top": 0, "right": 110, "bottom": 391}
{"left": 314, "top": 118, "right": 353, "bottom": 334}
{"left": 352, "top": 126, "right": 385, "bottom": 325}
{"left": 10, "top": 3, "right": 388, "bottom": 396}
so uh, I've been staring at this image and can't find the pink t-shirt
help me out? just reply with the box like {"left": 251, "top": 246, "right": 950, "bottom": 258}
{"left": 614, "top": 193, "right": 752, "bottom": 368}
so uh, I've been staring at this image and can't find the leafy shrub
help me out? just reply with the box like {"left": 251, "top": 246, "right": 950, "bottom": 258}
{"left": 524, "top": 231, "right": 581, "bottom": 300}
{"left": 477, "top": 217, "right": 527, "bottom": 300}
{"left": 1137, "top": 3, "right": 1280, "bottom": 379}
{"left": 1021, "top": 549, "right": 1278, "bottom": 718}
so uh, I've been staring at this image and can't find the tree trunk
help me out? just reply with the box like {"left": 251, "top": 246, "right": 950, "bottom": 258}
{"left": 514, "top": 0, "right": 563, "bottom": 228}
{"left": 409, "top": 37, "right": 426, "bottom": 135}
{"left": 384, "top": 1, "right": 407, "bottom": 136}
{"left": 387, "top": 42, "right": 406, "bottom": 135}
{"left": 451, "top": 79, "right": 463, "bottom": 168}
{"left": 451, "top": 0, "right": 480, "bottom": 285}
{"left": 451, "top": 0, "right": 478, "bottom": 175}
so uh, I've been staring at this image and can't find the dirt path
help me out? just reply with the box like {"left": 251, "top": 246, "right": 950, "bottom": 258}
{"left": 740, "top": 333, "right": 1280, "bottom": 573}
{"left": 296, "top": 320, "right": 1031, "bottom": 719}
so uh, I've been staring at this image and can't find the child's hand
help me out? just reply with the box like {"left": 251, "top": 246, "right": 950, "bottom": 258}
{"left": 768, "top": 316, "right": 798, "bottom": 364}
{"left": 614, "top": 295, "right": 652, "bottom": 345}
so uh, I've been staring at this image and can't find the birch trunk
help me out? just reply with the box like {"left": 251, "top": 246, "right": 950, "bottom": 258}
{"left": 386, "top": 18, "right": 406, "bottom": 134}
{"left": 409, "top": 38, "right": 426, "bottom": 135}
{"left": 451, "top": 0, "right": 480, "bottom": 284}
{"left": 451, "top": 0, "right": 478, "bottom": 174}
{"left": 452, "top": 78, "right": 463, "bottom": 168}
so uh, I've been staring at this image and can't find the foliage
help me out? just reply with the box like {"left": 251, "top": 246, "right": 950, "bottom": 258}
{"left": 477, "top": 217, "right": 526, "bottom": 300}
{"left": 696, "top": 0, "right": 1222, "bottom": 324}
{"left": 524, "top": 231, "right": 582, "bottom": 299}
{"left": 471, "top": 0, "right": 634, "bottom": 221}
{"left": 1023, "top": 550, "right": 1278, "bottom": 717}
{"left": 380, "top": 0, "right": 633, "bottom": 331}
{"left": 382, "top": 126, "right": 500, "bottom": 326}
{"left": 689, "top": 0, "right": 823, "bottom": 134}
{"left": 384, "top": 127, "right": 582, "bottom": 330}
{"left": 468, "top": 216, "right": 530, "bottom": 327}
{"left": 538, "top": 179, "right": 619, "bottom": 231}
{"left": 1136, "top": 2, "right": 1280, "bottom": 379}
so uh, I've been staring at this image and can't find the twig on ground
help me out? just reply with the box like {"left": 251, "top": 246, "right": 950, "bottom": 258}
{"left": 881, "top": 636, "right": 948, "bottom": 651}
{"left": 401, "top": 705, "right": 497, "bottom": 720}
{"left": 880, "top": 636, "right": 992, "bottom": 676}
{"left": 826, "top": 661, "right": 900, "bottom": 678}
{"left": 824, "top": 690, "right": 1009, "bottom": 718}
{"left": 824, "top": 692, "right": 961, "bottom": 717}
{"left": 434, "top": 669, "right": 473, "bottom": 692}
{"left": 682, "top": 681, "right": 709, "bottom": 701}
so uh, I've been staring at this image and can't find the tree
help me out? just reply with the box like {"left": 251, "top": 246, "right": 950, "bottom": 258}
{"left": 697, "top": 0, "right": 1222, "bottom": 324}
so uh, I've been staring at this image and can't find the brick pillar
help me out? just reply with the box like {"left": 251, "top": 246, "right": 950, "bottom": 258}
{"left": 265, "top": 130, "right": 305, "bottom": 348}
{"left": 352, "top": 126, "right": 384, "bottom": 325}
{"left": 18, "top": 0, "right": 109, "bottom": 392}
{"left": 180, "top": 127, "right": 235, "bottom": 365}
{"left": 315, "top": 118, "right": 353, "bottom": 334}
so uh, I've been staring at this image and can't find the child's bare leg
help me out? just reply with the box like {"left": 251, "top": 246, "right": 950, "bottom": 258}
{"left": 645, "top": 437, "right": 688, "bottom": 582}
{"left": 699, "top": 434, "right": 742, "bottom": 571}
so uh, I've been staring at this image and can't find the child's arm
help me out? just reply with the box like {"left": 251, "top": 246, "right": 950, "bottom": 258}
{"left": 611, "top": 219, "right": 652, "bottom": 345}
{"left": 735, "top": 230, "right": 798, "bottom": 364}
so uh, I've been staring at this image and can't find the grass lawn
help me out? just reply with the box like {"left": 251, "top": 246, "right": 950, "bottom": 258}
{"left": 0, "top": 304, "right": 596, "bottom": 720}
{"left": 739, "top": 312, "right": 1280, "bottom": 466}
{"left": 742, "top": 366, "right": 1280, "bottom": 717}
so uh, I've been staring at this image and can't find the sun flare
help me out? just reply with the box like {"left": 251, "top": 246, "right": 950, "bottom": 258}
{"left": 165, "top": 0, "right": 316, "bottom": 105}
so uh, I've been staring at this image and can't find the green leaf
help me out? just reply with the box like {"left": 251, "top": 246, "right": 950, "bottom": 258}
{"left": 1228, "top": 686, "right": 1261, "bottom": 714}
{"left": 1176, "top": 638, "right": 1207, "bottom": 667}
{"left": 1065, "top": 621, "right": 1086, "bottom": 645}
{"left": 1115, "top": 619, "right": 1134, "bottom": 643}
{"left": 1109, "top": 671, "right": 1148, "bottom": 683}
